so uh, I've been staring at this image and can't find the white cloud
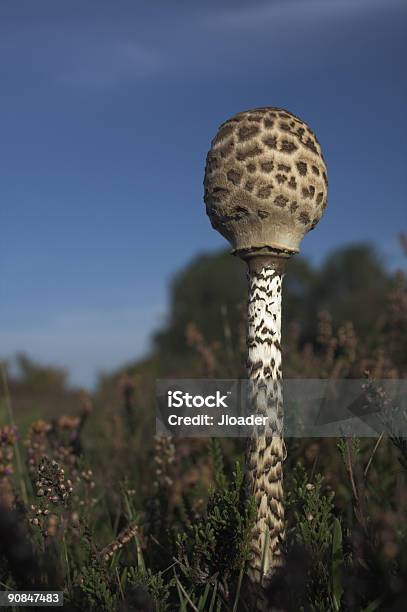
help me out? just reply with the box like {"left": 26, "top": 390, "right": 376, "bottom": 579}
{"left": 208, "top": 0, "right": 405, "bottom": 29}
{"left": 59, "top": 39, "right": 161, "bottom": 88}
{"left": 0, "top": 306, "right": 164, "bottom": 389}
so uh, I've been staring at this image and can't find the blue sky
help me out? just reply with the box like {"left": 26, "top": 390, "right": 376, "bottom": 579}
{"left": 1, "top": 0, "right": 406, "bottom": 388}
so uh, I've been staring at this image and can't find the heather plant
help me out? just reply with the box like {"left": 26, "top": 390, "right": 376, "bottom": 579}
{"left": 176, "top": 459, "right": 255, "bottom": 600}
{"left": 285, "top": 464, "right": 342, "bottom": 611}
{"left": 1, "top": 409, "right": 407, "bottom": 610}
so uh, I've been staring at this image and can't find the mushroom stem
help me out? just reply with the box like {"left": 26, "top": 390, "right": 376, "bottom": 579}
{"left": 245, "top": 256, "right": 286, "bottom": 586}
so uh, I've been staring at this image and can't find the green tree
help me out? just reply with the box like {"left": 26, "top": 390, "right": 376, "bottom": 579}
{"left": 153, "top": 251, "right": 246, "bottom": 354}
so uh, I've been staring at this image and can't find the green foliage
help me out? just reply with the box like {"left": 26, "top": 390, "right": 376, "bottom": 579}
{"left": 13, "top": 353, "right": 68, "bottom": 390}
{"left": 286, "top": 464, "right": 343, "bottom": 611}
{"left": 210, "top": 438, "right": 226, "bottom": 488}
{"left": 331, "top": 518, "right": 344, "bottom": 611}
{"left": 177, "top": 460, "right": 255, "bottom": 588}
{"left": 311, "top": 245, "right": 390, "bottom": 338}
{"left": 390, "top": 434, "right": 407, "bottom": 472}
{"left": 153, "top": 251, "right": 246, "bottom": 355}
{"left": 126, "top": 567, "right": 171, "bottom": 611}
{"left": 337, "top": 437, "right": 361, "bottom": 462}
{"left": 288, "top": 465, "right": 336, "bottom": 554}
{"left": 75, "top": 562, "right": 117, "bottom": 611}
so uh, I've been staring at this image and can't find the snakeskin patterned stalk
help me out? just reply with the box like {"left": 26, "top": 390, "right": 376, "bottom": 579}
{"left": 246, "top": 264, "right": 285, "bottom": 586}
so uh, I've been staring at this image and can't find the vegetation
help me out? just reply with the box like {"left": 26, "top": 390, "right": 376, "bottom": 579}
{"left": 1, "top": 240, "right": 406, "bottom": 610}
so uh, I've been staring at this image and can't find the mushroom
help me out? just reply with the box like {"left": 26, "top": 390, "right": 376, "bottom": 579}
{"left": 204, "top": 107, "right": 328, "bottom": 587}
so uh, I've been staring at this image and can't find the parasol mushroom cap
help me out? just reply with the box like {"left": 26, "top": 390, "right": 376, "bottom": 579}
{"left": 204, "top": 107, "right": 328, "bottom": 259}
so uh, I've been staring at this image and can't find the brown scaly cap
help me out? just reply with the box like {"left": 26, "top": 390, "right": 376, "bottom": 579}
{"left": 204, "top": 107, "right": 328, "bottom": 261}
